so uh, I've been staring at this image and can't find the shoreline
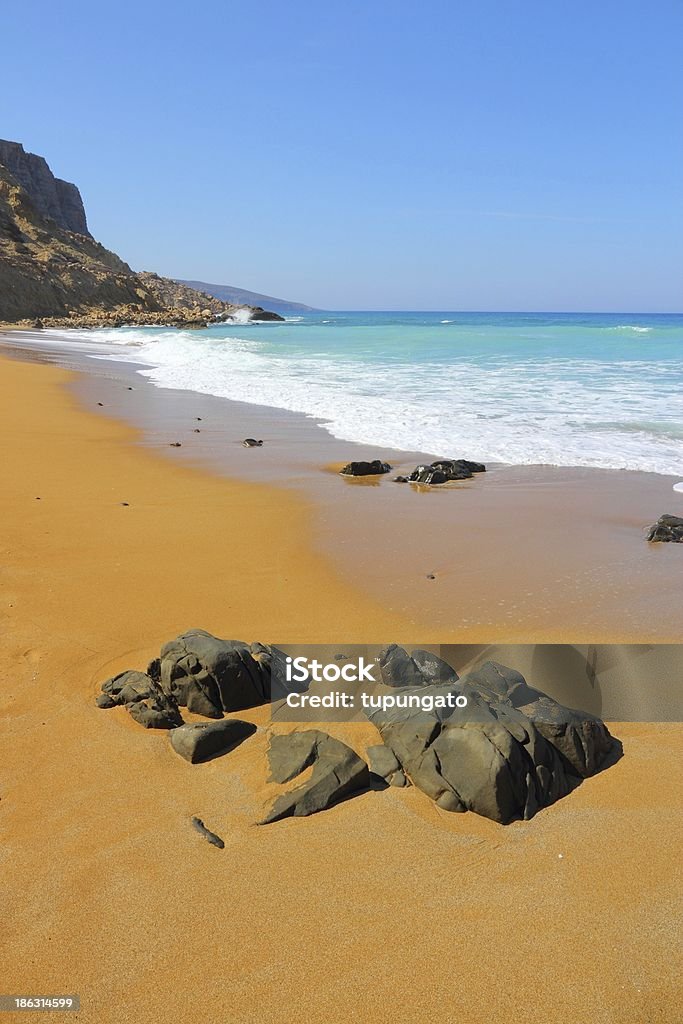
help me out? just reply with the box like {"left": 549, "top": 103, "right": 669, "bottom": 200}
{"left": 2, "top": 330, "right": 681, "bottom": 642}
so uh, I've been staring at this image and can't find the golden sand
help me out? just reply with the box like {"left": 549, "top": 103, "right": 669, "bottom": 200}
{"left": 1, "top": 356, "right": 681, "bottom": 1023}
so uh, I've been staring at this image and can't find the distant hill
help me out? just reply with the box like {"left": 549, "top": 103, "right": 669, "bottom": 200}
{"left": 177, "top": 280, "right": 317, "bottom": 314}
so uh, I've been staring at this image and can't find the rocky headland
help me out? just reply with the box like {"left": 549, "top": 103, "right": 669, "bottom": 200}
{"left": 0, "top": 140, "right": 283, "bottom": 328}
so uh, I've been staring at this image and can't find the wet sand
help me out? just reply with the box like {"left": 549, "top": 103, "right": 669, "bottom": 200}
{"left": 0, "top": 349, "right": 681, "bottom": 1023}
{"left": 4, "top": 330, "right": 682, "bottom": 643}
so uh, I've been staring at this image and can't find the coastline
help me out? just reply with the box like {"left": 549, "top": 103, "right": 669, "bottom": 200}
{"left": 1, "top": 344, "right": 681, "bottom": 1023}
{"left": 2, "top": 330, "right": 681, "bottom": 642}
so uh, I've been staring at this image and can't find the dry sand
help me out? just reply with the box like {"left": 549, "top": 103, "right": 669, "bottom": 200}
{"left": 1, "top": 355, "right": 681, "bottom": 1023}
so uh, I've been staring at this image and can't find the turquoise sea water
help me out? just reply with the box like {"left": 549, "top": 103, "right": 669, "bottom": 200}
{"left": 49, "top": 311, "right": 683, "bottom": 474}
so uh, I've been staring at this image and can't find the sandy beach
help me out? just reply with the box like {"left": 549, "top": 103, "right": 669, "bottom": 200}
{"left": 0, "top": 351, "right": 681, "bottom": 1022}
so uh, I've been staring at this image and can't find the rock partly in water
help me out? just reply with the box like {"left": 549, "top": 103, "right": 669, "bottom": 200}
{"left": 242, "top": 438, "right": 263, "bottom": 447}
{"left": 366, "top": 654, "right": 616, "bottom": 824}
{"left": 646, "top": 514, "right": 683, "bottom": 543}
{"left": 261, "top": 730, "right": 370, "bottom": 823}
{"left": 340, "top": 460, "right": 392, "bottom": 476}
{"left": 98, "top": 670, "right": 183, "bottom": 729}
{"left": 407, "top": 459, "right": 486, "bottom": 485}
{"left": 169, "top": 719, "right": 256, "bottom": 763}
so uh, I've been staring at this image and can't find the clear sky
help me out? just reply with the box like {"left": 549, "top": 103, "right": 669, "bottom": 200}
{"left": 2, "top": 0, "right": 682, "bottom": 310}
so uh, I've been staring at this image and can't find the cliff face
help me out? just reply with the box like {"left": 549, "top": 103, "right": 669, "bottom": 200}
{"left": 0, "top": 160, "right": 163, "bottom": 322}
{"left": 0, "top": 140, "right": 283, "bottom": 326}
{"left": 0, "top": 141, "right": 90, "bottom": 236}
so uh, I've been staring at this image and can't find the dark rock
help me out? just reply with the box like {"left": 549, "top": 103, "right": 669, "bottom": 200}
{"left": 366, "top": 653, "right": 616, "bottom": 824}
{"left": 249, "top": 306, "right": 285, "bottom": 322}
{"left": 406, "top": 459, "right": 486, "bottom": 485}
{"left": 242, "top": 438, "right": 263, "bottom": 447}
{"left": 407, "top": 464, "right": 449, "bottom": 484}
{"left": 435, "top": 458, "right": 486, "bottom": 474}
{"left": 169, "top": 442, "right": 182, "bottom": 447}
{"left": 97, "top": 669, "right": 183, "bottom": 729}
{"left": 378, "top": 644, "right": 458, "bottom": 688}
{"left": 367, "top": 743, "right": 400, "bottom": 779}
{"left": 646, "top": 514, "right": 683, "bottom": 542}
{"left": 191, "top": 816, "right": 224, "bottom": 849}
{"left": 340, "top": 460, "right": 391, "bottom": 476}
{"left": 261, "top": 730, "right": 369, "bottom": 823}
{"left": 101, "top": 670, "right": 155, "bottom": 705}
{"left": 158, "top": 630, "right": 272, "bottom": 716}
{"left": 95, "top": 693, "right": 116, "bottom": 709}
{"left": 169, "top": 719, "right": 256, "bottom": 763}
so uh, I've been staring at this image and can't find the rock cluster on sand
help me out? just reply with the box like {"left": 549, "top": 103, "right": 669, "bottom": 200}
{"left": 395, "top": 459, "right": 486, "bottom": 484}
{"left": 340, "top": 459, "right": 392, "bottom": 476}
{"left": 97, "top": 630, "right": 299, "bottom": 725}
{"left": 96, "top": 632, "right": 617, "bottom": 826}
{"left": 646, "top": 514, "right": 683, "bottom": 542}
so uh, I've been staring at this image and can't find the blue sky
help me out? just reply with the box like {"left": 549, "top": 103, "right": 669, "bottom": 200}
{"left": 2, "top": 0, "right": 682, "bottom": 310}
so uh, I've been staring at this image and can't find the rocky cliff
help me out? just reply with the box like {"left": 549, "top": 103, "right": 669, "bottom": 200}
{"left": 0, "top": 141, "right": 283, "bottom": 327}
{"left": 0, "top": 141, "right": 90, "bottom": 236}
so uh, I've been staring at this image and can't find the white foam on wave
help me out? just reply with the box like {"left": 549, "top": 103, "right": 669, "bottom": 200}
{"left": 24, "top": 327, "right": 683, "bottom": 475}
{"left": 611, "top": 325, "right": 653, "bottom": 333}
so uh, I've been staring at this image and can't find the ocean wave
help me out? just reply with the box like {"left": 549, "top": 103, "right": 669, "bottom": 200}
{"left": 611, "top": 325, "right": 653, "bottom": 333}
{"left": 18, "top": 326, "right": 683, "bottom": 475}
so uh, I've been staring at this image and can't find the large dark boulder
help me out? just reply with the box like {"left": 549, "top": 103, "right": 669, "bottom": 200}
{"left": 169, "top": 719, "right": 256, "bottom": 763}
{"left": 261, "top": 731, "right": 369, "bottom": 823}
{"left": 366, "top": 654, "right": 616, "bottom": 823}
{"left": 646, "top": 514, "right": 683, "bottom": 542}
{"left": 156, "top": 630, "right": 272, "bottom": 716}
{"left": 340, "top": 460, "right": 391, "bottom": 476}
{"left": 97, "top": 670, "right": 183, "bottom": 729}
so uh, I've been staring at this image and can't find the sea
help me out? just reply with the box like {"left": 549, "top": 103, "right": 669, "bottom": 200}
{"left": 33, "top": 311, "right": 683, "bottom": 475}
